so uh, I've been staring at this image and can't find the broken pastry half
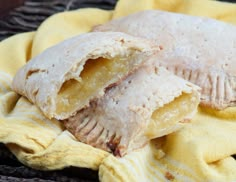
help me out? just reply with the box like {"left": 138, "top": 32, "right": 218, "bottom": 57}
{"left": 12, "top": 32, "right": 159, "bottom": 119}
{"left": 93, "top": 10, "right": 236, "bottom": 110}
{"left": 64, "top": 60, "right": 200, "bottom": 156}
{"left": 12, "top": 32, "right": 200, "bottom": 156}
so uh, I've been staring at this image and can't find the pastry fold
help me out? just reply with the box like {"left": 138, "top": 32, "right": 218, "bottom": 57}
{"left": 64, "top": 62, "right": 200, "bottom": 156}
{"left": 93, "top": 10, "right": 236, "bottom": 110}
{"left": 12, "top": 32, "right": 159, "bottom": 120}
{"left": 12, "top": 32, "right": 200, "bottom": 156}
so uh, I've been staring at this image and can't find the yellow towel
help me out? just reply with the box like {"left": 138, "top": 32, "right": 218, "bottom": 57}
{"left": 0, "top": 0, "right": 236, "bottom": 181}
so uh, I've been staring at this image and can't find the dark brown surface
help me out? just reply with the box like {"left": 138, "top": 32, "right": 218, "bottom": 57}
{"left": 0, "top": 0, "right": 25, "bottom": 18}
{"left": 0, "top": 144, "right": 99, "bottom": 181}
{"left": 0, "top": 0, "right": 235, "bottom": 181}
{"left": 0, "top": 0, "right": 117, "bottom": 41}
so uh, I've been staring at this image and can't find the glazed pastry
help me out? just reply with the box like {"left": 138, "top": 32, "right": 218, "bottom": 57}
{"left": 12, "top": 32, "right": 200, "bottom": 156}
{"left": 93, "top": 10, "right": 236, "bottom": 110}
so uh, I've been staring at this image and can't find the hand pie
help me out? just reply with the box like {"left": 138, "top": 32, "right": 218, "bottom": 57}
{"left": 64, "top": 60, "right": 200, "bottom": 156}
{"left": 93, "top": 10, "right": 236, "bottom": 110}
{"left": 12, "top": 32, "right": 158, "bottom": 120}
{"left": 12, "top": 32, "right": 200, "bottom": 156}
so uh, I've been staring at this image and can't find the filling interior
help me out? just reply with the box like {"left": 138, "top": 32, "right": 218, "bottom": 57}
{"left": 56, "top": 56, "right": 138, "bottom": 115}
{"left": 145, "top": 91, "right": 199, "bottom": 139}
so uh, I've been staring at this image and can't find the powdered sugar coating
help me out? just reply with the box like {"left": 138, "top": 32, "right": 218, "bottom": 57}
{"left": 94, "top": 10, "right": 236, "bottom": 109}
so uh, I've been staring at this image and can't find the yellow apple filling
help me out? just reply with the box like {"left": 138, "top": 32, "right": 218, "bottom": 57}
{"left": 145, "top": 92, "right": 199, "bottom": 139}
{"left": 56, "top": 57, "right": 137, "bottom": 115}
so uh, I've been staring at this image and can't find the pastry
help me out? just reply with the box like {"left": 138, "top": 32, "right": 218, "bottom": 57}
{"left": 93, "top": 10, "right": 236, "bottom": 110}
{"left": 12, "top": 32, "right": 159, "bottom": 119}
{"left": 64, "top": 59, "right": 200, "bottom": 156}
{"left": 12, "top": 32, "right": 200, "bottom": 156}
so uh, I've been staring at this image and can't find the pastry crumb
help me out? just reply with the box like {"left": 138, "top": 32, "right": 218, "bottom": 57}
{"left": 165, "top": 171, "right": 175, "bottom": 181}
{"left": 179, "top": 118, "right": 191, "bottom": 123}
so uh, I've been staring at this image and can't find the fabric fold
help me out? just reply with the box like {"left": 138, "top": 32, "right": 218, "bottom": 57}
{"left": 0, "top": 0, "right": 235, "bottom": 181}
{"left": 99, "top": 110, "right": 236, "bottom": 181}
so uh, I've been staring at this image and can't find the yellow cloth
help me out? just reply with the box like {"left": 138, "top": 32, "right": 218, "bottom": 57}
{"left": 0, "top": 0, "right": 236, "bottom": 181}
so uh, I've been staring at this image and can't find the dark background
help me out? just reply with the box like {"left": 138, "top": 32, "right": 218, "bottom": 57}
{"left": 0, "top": 0, "right": 117, "bottom": 41}
{"left": 0, "top": 0, "right": 235, "bottom": 181}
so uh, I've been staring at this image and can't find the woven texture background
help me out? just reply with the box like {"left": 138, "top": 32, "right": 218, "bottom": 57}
{"left": 0, "top": 0, "right": 235, "bottom": 181}
{"left": 0, "top": 0, "right": 117, "bottom": 41}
